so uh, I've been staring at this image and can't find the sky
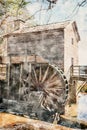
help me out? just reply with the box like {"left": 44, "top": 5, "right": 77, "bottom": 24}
{"left": 26, "top": 0, "right": 87, "bottom": 65}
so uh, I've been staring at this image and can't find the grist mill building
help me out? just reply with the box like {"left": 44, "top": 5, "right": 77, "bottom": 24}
{"left": 0, "top": 21, "right": 80, "bottom": 76}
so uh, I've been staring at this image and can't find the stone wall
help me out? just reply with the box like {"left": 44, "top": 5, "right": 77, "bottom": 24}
{"left": 7, "top": 29, "right": 64, "bottom": 69}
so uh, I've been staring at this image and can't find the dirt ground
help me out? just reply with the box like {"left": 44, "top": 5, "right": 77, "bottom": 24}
{"left": 0, "top": 104, "right": 77, "bottom": 128}
{"left": 0, "top": 104, "right": 87, "bottom": 130}
{"left": 65, "top": 104, "right": 77, "bottom": 118}
{"left": 0, "top": 113, "right": 76, "bottom": 130}
{"left": 0, "top": 113, "right": 30, "bottom": 127}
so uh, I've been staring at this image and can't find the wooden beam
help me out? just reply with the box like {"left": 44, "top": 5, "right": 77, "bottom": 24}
{"left": 2, "top": 56, "right": 48, "bottom": 64}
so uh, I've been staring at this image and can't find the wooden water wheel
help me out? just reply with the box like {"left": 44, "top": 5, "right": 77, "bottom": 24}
{"left": 19, "top": 63, "right": 68, "bottom": 114}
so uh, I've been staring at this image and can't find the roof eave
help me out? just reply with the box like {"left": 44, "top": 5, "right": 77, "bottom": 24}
{"left": 1, "top": 21, "right": 70, "bottom": 38}
{"left": 72, "top": 21, "right": 80, "bottom": 42}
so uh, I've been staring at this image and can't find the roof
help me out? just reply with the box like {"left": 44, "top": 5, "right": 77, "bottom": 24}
{"left": 1, "top": 21, "right": 80, "bottom": 42}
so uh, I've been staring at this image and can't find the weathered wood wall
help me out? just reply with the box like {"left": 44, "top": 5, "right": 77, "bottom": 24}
{"left": 64, "top": 24, "right": 79, "bottom": 76}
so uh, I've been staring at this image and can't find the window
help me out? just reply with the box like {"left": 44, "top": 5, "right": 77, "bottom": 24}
{"left": 0, "top": 56, "right": 2, "bottom": 63}
{"left": 71, "top": 38, "right": 74, "bottom": 45}
{"left": 71, "top": 57, "right": 74, "bottom": 66}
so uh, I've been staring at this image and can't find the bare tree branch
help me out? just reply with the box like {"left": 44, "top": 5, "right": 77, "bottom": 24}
{"left": 0, "top": 15, "right": 9, "bottom": 27}
{"left": 78, "top": 0, "right": 87, "bottom": 6}
{"left": 25, "top": 8, "right": 48, "bottom": 21}
{"left": 65, "top": 0, "right": 87, "bottom": 20}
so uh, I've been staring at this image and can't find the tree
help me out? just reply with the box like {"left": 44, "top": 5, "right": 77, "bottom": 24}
{"left": 0, "top": 0, "right": 29, "bottom": 16}
{"left": 0, "top": 0, "right": 30, "bottom": 35}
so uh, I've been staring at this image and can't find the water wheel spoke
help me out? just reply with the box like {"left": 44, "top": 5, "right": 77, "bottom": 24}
{"left": 47, "top": 80, "right": 61, "bottom": 88}
{"left": 47, "top": 90, "right": 59, "bottom": 97}
{"left": 48, "top": 71, "right": 57, "bottom": 81}
{"left": 46, "top": 76, "right": 58, "bottom": 84}
{"left": 50, "top": 76, "right": 58, "bottom": 83}
{"left": 42, "top": 66, "right": 49, "bottom": 83}
{"left": 48, "top": 89, "right": 63, "bottom": 98}
{"left": 43, "top": 88, "right": 49, "bottom": 96}
{"left": 47, "top": 86, "right": 63, "bottom": 91}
